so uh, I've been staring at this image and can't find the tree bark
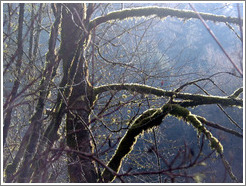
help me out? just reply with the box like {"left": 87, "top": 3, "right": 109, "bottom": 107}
{"left": 59, "top": 3, "right": 97, "bottom": 182}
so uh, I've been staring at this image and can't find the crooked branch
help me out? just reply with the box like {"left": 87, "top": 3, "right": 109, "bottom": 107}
{"left": 94, "top": 83, "right": 243, "bottom": 108}
{"left": 102, "top": 104, "right": 225, "bottom": 182}
{"left": 89, "top": 6, "right": 242, "bottom": 29}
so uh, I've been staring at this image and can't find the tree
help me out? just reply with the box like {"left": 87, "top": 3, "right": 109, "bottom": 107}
{"left": 3, "top": 3, "right": 243, "bottom": 183}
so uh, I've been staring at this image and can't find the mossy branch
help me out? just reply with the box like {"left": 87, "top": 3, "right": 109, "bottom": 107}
{"left": 197, "top": 116, "right": 243, "bottom": 138}
{"left": 94, "top": 83, "right": 243, "bottom": 108}
{"left": 102, "top": 104, "right": 223, "bottom": 182}
{"left": 102, "top": 105, "right": 171, "bottom": 182}
{"left": 89, "top": 6, "right": 242, "bottom": 29}
{"left": 167, "top": 104, "right": 223, "bottom": 155}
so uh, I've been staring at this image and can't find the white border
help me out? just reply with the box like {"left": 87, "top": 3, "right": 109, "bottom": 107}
{"left": 0, "top": 1, "right": 246, "bottom": 3}
{"left": 243, "top": 0, "right": 245, "bottom": 184}
{"left": 1, "top": 1, "right": 245, "bottom": 185}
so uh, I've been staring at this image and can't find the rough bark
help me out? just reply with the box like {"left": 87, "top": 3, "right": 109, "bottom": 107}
{"left": 59, "top": 3, "right": 97, "bottom": 183}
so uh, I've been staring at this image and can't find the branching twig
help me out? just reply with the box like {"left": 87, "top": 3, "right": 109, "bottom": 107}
{"left": 94, "top": 83, "right": 243, "bottom": 108}
{"left": 189, "top": 3, "right": 243, "bottom": 77}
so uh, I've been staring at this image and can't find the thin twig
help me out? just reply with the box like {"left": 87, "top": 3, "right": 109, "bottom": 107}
{"left": 189, "top": 3, "right": 243, "bottom": 77}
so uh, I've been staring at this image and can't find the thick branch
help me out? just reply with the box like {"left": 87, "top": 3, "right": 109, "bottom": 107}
{"left": 94, "top": 83, "right": 243, "bottom": 108}
{"left": 102, "top": 104, "right": 224, "bottom": 182}
{"left": 89, "top": 6, "right": 242, "bottom": 29}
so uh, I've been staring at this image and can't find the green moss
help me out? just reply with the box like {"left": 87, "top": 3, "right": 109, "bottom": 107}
{"left": 168, "top": 104, "right": 190, "bottom": 119}
{"left": 102, "top": 106, "right": 168, "bottom": 182}
{"left": 90, "top": 7, "right": 242, "bottom": 30}
{"left": 187, "top": 116, "right": 223, "bottom": 154}
{"left": 102, "top": 104, "right": 224, "bottom": 182}
{"left": 94, "top": 83, "right": 243, "bottom": 108}
{"left": 168, "top": 106, "right": 223, "bottom": 155}
{"left": 131, "top": 108, "right": 163, "bottom": 130}
{"left": 102, "top": 129, "right": 138, "bottom": 182}
{"left": 210, "top": 136, "right": 223, "bottom": 154}
{"left": 186, "top": 115, "right": 200, "bottom": 128}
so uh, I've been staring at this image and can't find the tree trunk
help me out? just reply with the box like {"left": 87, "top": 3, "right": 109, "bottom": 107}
{"left": 3, "top": 3, "right": 24, "bottom": 147}
{"left": 59, "top": 3, "right": 97, "bottom": 182}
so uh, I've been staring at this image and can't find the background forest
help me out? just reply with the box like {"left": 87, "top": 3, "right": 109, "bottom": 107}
{"left": 2, "top": 2, "right": 244, "bottom": 183}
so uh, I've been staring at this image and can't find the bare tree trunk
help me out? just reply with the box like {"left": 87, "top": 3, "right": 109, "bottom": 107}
{"left": 5, "top": 4, "right": 60, "bottom": 182}
{"left": 3, "top": 3, "right": 24, "bottom": 147}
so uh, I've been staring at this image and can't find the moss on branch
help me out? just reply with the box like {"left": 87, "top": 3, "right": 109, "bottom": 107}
{"left": 94, "top": 83, "right": 243, "bottom": 108}
{"left": 168, "top": 104, "right": 223, "bottom": 154}
{"left": 197, "top": 116, "right": 243, "bottom": 138}
{"left": 102, "top": 105, "right": 170, "bottom": 182}
{"left": 102, "top": 104, "right": 223, "bottom": 182}
{"left": 89, "top": 6, "right": 242, "bottom": 29}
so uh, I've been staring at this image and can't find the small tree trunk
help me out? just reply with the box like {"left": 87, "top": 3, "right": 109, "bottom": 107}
{"left": 3, "top": 3, "right": 24, "bottom": 147}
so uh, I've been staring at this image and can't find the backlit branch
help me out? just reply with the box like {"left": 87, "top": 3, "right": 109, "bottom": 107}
{"left": 102, "top": 104, "right": 225, "bottom": 182}
{"left": 94, "top": 83, "right": 243, "bottom": 108}
{"left": 89, "top": 6, "right": 242, "bottom": 29}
